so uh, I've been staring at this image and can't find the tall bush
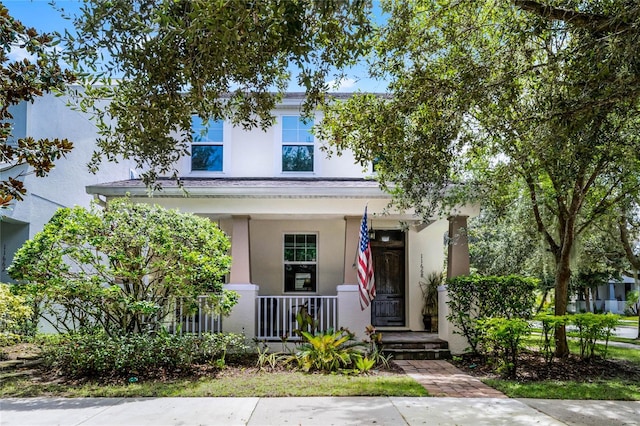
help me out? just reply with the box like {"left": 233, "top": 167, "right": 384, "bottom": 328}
{"left": 8, "top": 198, "right": 237, "bottom": 335}
{"left": 446, "top": 275, "right": 538, "bottom": 353}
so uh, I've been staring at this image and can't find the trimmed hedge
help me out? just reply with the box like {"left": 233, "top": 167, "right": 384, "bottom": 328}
{"left": 446, "top": 274, "right": 538, "bottom": 354}
{"left": 42, "top": 331, "right": 249, "bottom": 379}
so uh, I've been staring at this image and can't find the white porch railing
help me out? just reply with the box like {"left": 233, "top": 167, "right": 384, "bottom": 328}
{"left": 256, "top": 295, "right": 338, "bottom": 341}
{"left": 167, "top": 295, "right": 223, "bottom": 335}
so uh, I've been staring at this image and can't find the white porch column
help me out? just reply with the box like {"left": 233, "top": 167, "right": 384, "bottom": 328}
{"left": 223, "top": 284, "right": 258, "bottom": 338}
{"left": 337, "top": 216, "right": 370, "bottom": 339}
{"left": 605, "top": 282, "right": 618, "bottom": 313}
{"left": 439, "top": 215, "right": 471, "bottom": 354}
{"left": 224, "top": 216, "right": 257, "bottom": 338}
{"left": 337, "top": 285, "right": 370, "bottom": 340}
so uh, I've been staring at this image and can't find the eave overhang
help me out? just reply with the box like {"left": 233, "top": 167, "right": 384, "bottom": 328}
{"left": 86, "top": 177, "right": 392, "bottom": 200}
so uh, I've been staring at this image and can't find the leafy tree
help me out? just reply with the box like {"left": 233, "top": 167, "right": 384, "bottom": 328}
{"left": 618, "top": 202, "right": 640, "bottom": 337}
{"left": 0, "top": 5, "right": 76, "bottom": 207}
{"left": 8, "top": 198, "right": 235, "bottom": 335}
{"left": 319, "top": 0, "right": 640, "bottom": 357}
{"left": 61, "top": 0, "right": 372, "bottom": 188}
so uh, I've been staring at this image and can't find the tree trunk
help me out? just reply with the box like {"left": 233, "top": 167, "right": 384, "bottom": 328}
{"left": 554, "top": 256, "right": 572, "bottom": 357}
{"left": 583, "top": 288, "right": 591, "bottom": 313}
{"left": 634, "top": 269, "right": 640, "bottom": 340}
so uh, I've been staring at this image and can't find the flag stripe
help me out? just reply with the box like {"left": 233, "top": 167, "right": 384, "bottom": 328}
{"left": 357, "top": 207, "right": 375, "bottom": 310}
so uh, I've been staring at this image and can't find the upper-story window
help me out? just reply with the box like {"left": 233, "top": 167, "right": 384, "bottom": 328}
{"left": 281, "top": 115, "right": 314, "bottom": 172}
{"left": 5, "top": 102, "right": 27, "bottom": 148}
{"left": 191, "top": 116, "right": 224, "bottom": 172}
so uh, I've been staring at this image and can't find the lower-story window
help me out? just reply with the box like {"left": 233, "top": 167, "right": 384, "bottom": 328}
{"left": 284, "top": 233, "right": 317, "bottom": 292}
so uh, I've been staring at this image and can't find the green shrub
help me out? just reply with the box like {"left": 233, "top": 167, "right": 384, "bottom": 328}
{"left": 446, "top": 275, "right": 538, "bottom": 353}
{"left": 478, "top": 317, "right": 531, "bottom": 378}
{"left": 625, "top": 290, "right": 638, "bottom": 315}
{"left": 193, "top": 332, "right": 249, "bottom": 365}
{"left": 364, "top": 325, "right": 392, "bottom": 369}
{"left": 290, "top": 328, "right": 365, "bottom": 373}
{"left": 9, "top": 199, "right": 236, "bottom": 335}
{"left": 570, "top": 313, "right": 620, "bottom": 361}
{"left": 535, "top": 314, "right": 568, "bottom": 364}
{"left": 0, "top": 283, "right": 32, "bottom": 347}
{"left": 43, "top": 331, "right": 248, "bottom": 378}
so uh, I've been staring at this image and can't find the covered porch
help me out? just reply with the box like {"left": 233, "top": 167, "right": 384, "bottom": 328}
{"left": 88, "top": 178, "right": 476, "bottom": 353}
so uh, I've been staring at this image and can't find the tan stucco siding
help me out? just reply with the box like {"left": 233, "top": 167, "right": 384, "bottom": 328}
{"left": 249, "top": 219, "right": 346, "bottom": 296}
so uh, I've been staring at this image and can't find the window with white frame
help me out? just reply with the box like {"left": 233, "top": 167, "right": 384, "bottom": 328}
{"left": 281, "top": 115, "right": 314, "bottom": 172}
{"left": 284, "top": 233, "right": 317, "bottom": 292}
{"left": 191, "top": 116, "right": 224, "bottom": 172}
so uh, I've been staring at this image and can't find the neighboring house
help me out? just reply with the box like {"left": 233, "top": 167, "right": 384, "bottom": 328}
{"left": 2, "top": 92, "right": 476, "bottom": 353}
{"left": 571, "top": 276, "right": 638, "bottom": 315}
{"left": 0, "top": 89, "right": 137, "bottom": 284}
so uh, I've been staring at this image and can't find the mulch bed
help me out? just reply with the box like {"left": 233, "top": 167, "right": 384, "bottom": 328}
{"left": 452, "top": 350, "right": 640, "bottom": 382}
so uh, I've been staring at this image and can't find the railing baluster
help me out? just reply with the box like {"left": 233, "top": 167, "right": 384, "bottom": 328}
{"left": 255, "top": 295, "right": 338, "bottom": 341}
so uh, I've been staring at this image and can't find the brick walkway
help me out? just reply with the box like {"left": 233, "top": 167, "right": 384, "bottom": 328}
{"left": 394, "top": 360, "right": 507, "bottom": 398}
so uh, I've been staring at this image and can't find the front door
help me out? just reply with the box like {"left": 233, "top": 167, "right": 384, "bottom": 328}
{"left": 370, "top": 230, "right": 405, "bottom": 327}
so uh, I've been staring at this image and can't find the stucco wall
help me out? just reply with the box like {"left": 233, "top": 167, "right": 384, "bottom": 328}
{"left": 174, "top": 105, "right": 367, "bottom": 179}
{"left": 1, "top": 93, "right": 136, "bottom": 281}
{"left": 249, "top": 219, "right": 346, "bottom": 296}
{"left": 407, "top": 219, "right": 448, "bottom": 330}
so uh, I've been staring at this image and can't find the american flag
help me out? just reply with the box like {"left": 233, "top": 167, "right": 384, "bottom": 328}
{"left": 358, "top": 206, "right": 376, "bottom": 310}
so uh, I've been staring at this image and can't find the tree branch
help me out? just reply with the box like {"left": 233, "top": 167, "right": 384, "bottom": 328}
{"left": 524, "top": 173, "right": 559, "bottom": 255}
{"left": 619, "top": 214, "right": 640, "bottom": 270}
{"left": 513, "top": 1, "right": 628, "bottom": 33}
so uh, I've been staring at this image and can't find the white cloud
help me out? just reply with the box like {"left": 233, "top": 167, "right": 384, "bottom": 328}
{"left": 327, "top": 77, "right": 357, "bottom": 92}
{"left": 7, "top": 45, "right": 34, "bottom": 63}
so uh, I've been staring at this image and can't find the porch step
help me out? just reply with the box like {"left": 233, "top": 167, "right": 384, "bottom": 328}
{"left": 380, "top": 332, "right": 451, "bottom": 361}
{"left": 383, "top": 348, "right": 451, "bottom": 360}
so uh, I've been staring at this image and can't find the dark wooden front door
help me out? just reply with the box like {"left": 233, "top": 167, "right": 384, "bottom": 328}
{"left": 370, "top": 230, "right": 405, "bottom": 327}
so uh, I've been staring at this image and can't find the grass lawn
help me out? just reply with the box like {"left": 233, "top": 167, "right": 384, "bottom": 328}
{"left": 485, "top": 378, "right": 640, "bottom": 400}
{"left": 0, "top": 368, "right": 427, "bottom": 398}
{"left": 618, "top": 317, "right": 638, "bottom": 327}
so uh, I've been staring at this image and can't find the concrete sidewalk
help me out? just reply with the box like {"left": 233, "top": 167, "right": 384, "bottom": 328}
{"left": 2, "top": 397, "right": 640, "bottom": 425}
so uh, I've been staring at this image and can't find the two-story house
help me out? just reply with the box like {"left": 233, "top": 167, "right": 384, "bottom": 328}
{"left": 2, "top": 92, "right": 476, "bottom": 353}
{"left": 0, "top": 90, "right": 137, "bottom": 284}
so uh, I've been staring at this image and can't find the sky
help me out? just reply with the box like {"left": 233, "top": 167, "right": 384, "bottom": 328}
{"left": 3, "top": 0, "right": 387, "bottom": 92}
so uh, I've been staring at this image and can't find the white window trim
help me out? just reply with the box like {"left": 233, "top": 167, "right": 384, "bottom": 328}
{"left": 187, "top": 119, "right": 231, "bottom": 176}
{"left": 275, "top": 114, "right": 318, "bottom": 176}
{"left": 283, "top": 232, "right": 319, "bottom": 294}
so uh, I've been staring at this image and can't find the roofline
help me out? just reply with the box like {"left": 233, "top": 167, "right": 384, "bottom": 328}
{"left": 86, "top": 178, "right": 392, "bottom": 199}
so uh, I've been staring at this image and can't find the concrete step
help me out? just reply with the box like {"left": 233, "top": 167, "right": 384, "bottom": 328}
{"left": 382, "top": 341, "right": 449, "bottom": 350}
{"left": 383, "top": 348, "right": 451, "bottom": 360}
{"left": 380, "top": 332, "right": 451, "bottom": 360}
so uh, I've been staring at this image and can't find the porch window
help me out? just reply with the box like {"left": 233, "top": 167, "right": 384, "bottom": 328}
{"left": 191, "top": 116, "right": 223, "bottom": 171}
{"left": 284, "top": 233, "right": 317, "bottom": 292}
{"left": 281, "top": 115, "right": 314, "bottom": 172}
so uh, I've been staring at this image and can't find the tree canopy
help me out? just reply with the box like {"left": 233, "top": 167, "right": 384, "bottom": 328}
{"left": 319, "top": 0, "right": 640, "bottom": 356}
{"left": 8, "top": 198, "right": 235, "bottom": 335}
{"left": 62, "top": 0, "right": 372, "bottom": 188}
{"left": 0, "top": 4, "right": 76, "bottom": 208}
